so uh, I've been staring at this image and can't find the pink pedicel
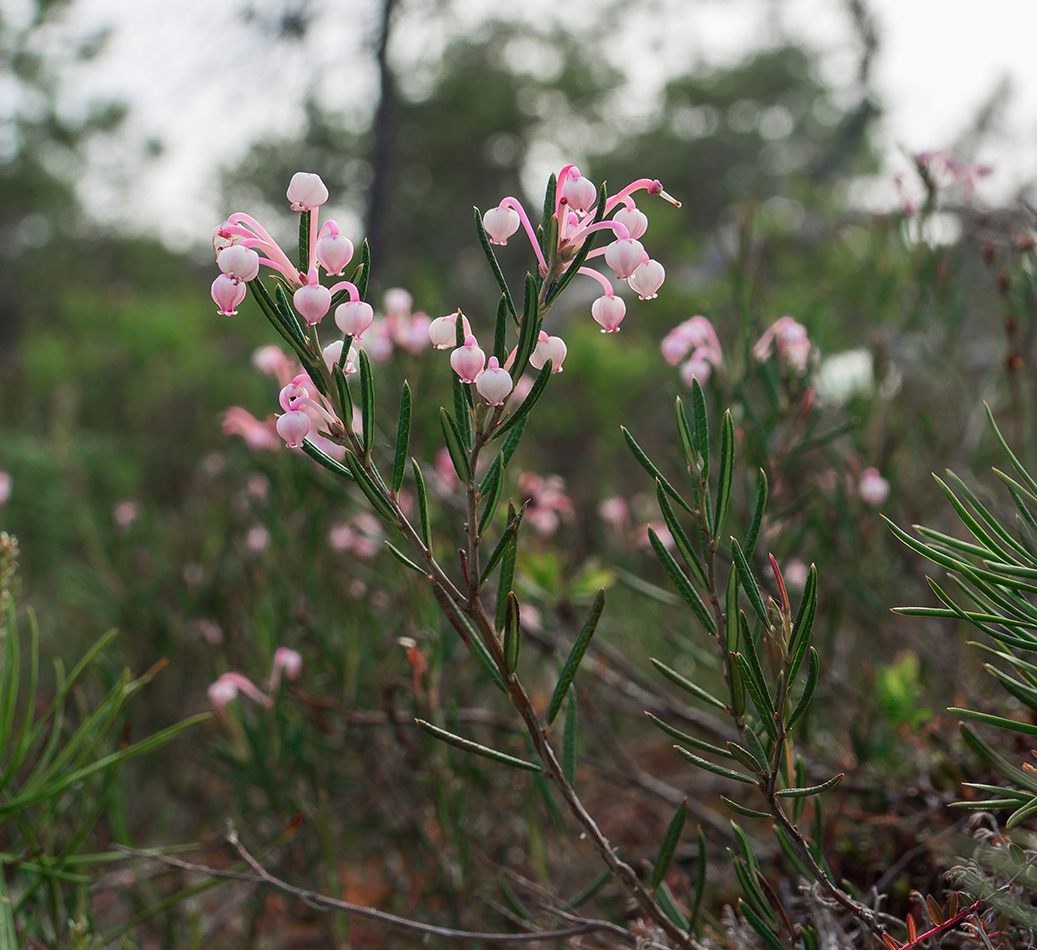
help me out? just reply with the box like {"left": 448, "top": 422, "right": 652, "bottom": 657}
{"left": 591, "top": 294, "right": 626, "bottom": 333}
{"left": 315, "top": 223, "right": 354, "bottom": 275}
{"left": 208, "top": 672, "right": 271, "bottom": 715}
{"left": 628, "top": 259, "right": 665, "bottom": 299}
{"left": 475, "top": 357, "right": 513, "bottom": 406}
{"left": 211, "top": 274, "right": 247, "bottom": 315}
{"left": 604, "top": 238, "right": 648, "bottom": 280}
{"left": 335, "top": 300, "right": 374, "bottom": 338}
{"left": 286, "top": 172, "right": 330, "bottom": 211}
{"left": 450, "top": 334, "right": 486, "bottom": 383}
{"left": 483, "top": 206, "right": 521, "bottom": 244}
{"left": 217, "top": 245, "right": 260, "bottom": 282}
{"left": 293, "top": 281, "right": 332, "bottom": 326}
{"left": 529, "top": 331, "right": 567, "bottom": 373}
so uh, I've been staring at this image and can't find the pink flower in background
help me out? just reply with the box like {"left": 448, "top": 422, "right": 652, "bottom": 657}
{"left": 915, "top": 150, "right": 992, "bottom": 200}
{"left": 754, "top": 316, "right": 813, "bottom": 375}
{"left": 245, "top": 524, "right": 270, "bottom": 552}
{"left": 778, "top": 558, "right": 808, "bottom": 593}
{"left": 251, "top": 345, "right": 296, "bottom": 387}
{"left": 858, "top": 467, "right": 890, "bottom": 508}
{"left": 269, "top": 647, "right": 303, "bottom": 691}
{"left": 637, "top": 522, "right": 675, "bottom": 552}
{"left": 518, "top": 472, "right": 574, "bottom": 537}
{"left": 208, "top": 672, "right": 271, "bottom": 716}
{"left": 222, "top": 408, "right": 281, "bottom": 452}
{"left": 113, "top": 500, "right": 141, "bottom": 529}
{"left": 662, "top": 316, "right": 723, "bottom": 384}
{"left": 0, "top": 472, "right": 11, "bottom": 506}
{"left": 434, "top": 447, "right": 462, "bottom": 496}
{"left": 598, "top": 496, "right": 630, "bottom": 529}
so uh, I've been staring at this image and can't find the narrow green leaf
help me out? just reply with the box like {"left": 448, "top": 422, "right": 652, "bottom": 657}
{"left": 690, "top": 825, "right": 707, "bottom": 930}
{"left": 355, "top": 239, "right": 371, "bottom": 300}
{"left": 248, "top": 280, "right": 305, "bottom": 351}
{"left": 478, "top": 452, "right": 505, "bottom": 536}
{"left": 273, "top": 283, "right": 311, "bottom": 353}
{"left": 333, "top": 361, "right": 354, "bottom": 429}
{"left": 726, "top": 568, "right": 740, "bottom": 650}
{"left": 651, "top": 658, "right": 727, "bottom": 711}
{"left": 721, "top": 796, "right": 771, "bottom": 818}
{"left": 298, "top": 210, "right": 310, "bottom": 272}
{"left": 504, "top": 591, "right": 520, "bottom": 675}
{"left": 568, "top": 867, "right": 611, "bottom": 908}
{"left": 480, "top": 502, "right": 525, "bottom": 586}
{"left": 499, "top": 411, "right": 528, "bottom": 468}
{"left": 951, "top": 707, "right": 1037, "bottom": 738}
{"left": 945, "top": 469, "right": 1035, "bottom": 564}
{"left": 649, "top": 528, "right": 717, "bottom": 635}
{"left": 1007, "top": 797, "right": 1037, "bottom": 828}
{"left": 622, "top": 426, "right": 696, "bottom": 516}
{"left": 739, "top": 899, "right": 785, "bottom": 950}
{"left": 731, "top": 538, "right": 769, "bottom": 627}
{"left": 358, "top": 348, "right": 376, "bottom": 459}
{"left": 934, "top": 473, "right": 1023, "bottom": 565}
{"left": 412, "top": 459, "right": 431, "bottom": 549}
{"left": 776, "top": 773, "right": 844, "bottom": 797}
{"left": 563, "top": 687, "right": 577, "bottom": 787}
{"left": 656, "top": 880, "right": 689, "bottom": 931}
{"left": 734, "top": 654, "right": 777, "bottom": 742}
{"left": 657, "top": 481, "right": 709, "bottom": 589}
{"left": 494, "top": 361, "right": 551, "bottom": 440}
{"left": 498, "top": 875, "right": 533, "bottom": 921}
{"left": 675, "top": 397, "right": 698, "bottom": 475}
{"left": 731, "top": 856, "right": 771, "bottom": 923}
{"left": 495, "top": 532, "right": 518, "bottom": 634}
{"left": 691, "top": 377, "right": 710, "bottom": 483}
{"left": 987, "top": 402, "right": 1037, "bottom": 497}
{"left": 540, "top": 174, "right": 557, "bottom": 246}
{"left": 493, "top": 294, "right": 509, "bottom": 362}
{"left": 744, "top": 468, "right": 768, "bottom": 560}
{"left": 651, "top": 800, "right": 688, "bottom": 891}
{"left": 961, "top": 723, "right": 1037, "bottom": 794}
{"left": 534, "top": 772, "right": 566, "bottom": 836}
{"left": 300, "top": 438, "right": 355, "bottom": 481}
{"left": 440, "top": 408, "right": 472, "bottom": 483}
{"left": 431, "top": 585, "right": 507, "bottom": 693}
{"left": 986, "top": 665, "right": 1037, "bottom": 712}
{"left": 415, "top": 719, "right": 540, "bottom": 772}
{"left": 787, "top": 563, "right": 818, "bottom": 683}
{"left": 546, "top": 588, "right": 605, "bottom": 726}
{"left": 915, "top": 525, "right": 995, "bottom": 560}
{"left": 511, "top": 273, "right": 541, "bottom": 381}
{"left": 738, "top": 615, "right": 775, "bottom": 727}
{"left": 341, "top": 451, "right": 396, "bottom": 522}
{"left": 474, "top": 208, "right": 517, "bottom": 319}
{"left": 727, "top": 740, "right": 765, "bottom": 774}
{"left": 644, "top": 711, "right": 734, "bottom": 758}
{"left": 673, "top": 745, "right": 756, "bottom": 784}
{"left": 787, "top": 647, "right": 819, "bottom": 731}
{"left": 385, "top": 542, "right": 428, "bottom": 576}
{"left": 391, "top": 381, "right": 411, "bottom": 494}
{"left": 453, "top": 374, "right": 473, "bottom": 451}
{"left": 713, "top": 410, "right": 735, "bottom": 537}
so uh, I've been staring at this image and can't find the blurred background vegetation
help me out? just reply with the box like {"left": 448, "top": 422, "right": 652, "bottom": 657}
{"left": 1, "top": 0, "right": 1036, "bottom": 945}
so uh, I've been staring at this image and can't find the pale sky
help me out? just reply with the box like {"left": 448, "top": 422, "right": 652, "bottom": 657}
{"left": 18, "top": 0, "right": 1037, "bottom": 246}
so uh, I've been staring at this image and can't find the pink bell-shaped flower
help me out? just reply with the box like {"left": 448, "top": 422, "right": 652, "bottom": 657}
{"left": 529, "top": 331, "right": 567, "bottom": 373}
{"left": 475, "top": 357, "right": 513, "bottom": 406}
{"left": 270, "top": 646, "right": 303, "bottom": 691}
{"left": 217, "top": 245, "right": 260, "bottom": 282}
{"left": 450, "top": 334, "right": 486, "bottom": 383}
{"left": 561, "top": 175, "right": 597, "bottom": 212}
{"left": 384, "top": 288, "right": 413, "bottom": 315}
{"left": 591, "top": 295, "right": 626, "bottom": 333}
{"left": 858, "top": 467, "right": 890, "bottom": 508}
{"left": 286, "top": 172, "right": 329, "bottom": 211}
{"left": 428, "top": 312, "right": 460, "bottom": 349}
{"left": 335, "top": 300, "right": 374, "bottom": 338}
{"left": 628, "top": 259, "right": 665, "bottom": 299}
{"left": 276, "top": 410, "right": 313, "bottom": 448}
{"left": 294, "top": 283, "right": 332, "bottom": 326}
{"left": 680, "top": 353, "right": 714, "bottom": 386}
{"left": 612, "top": 206, "right": 648, "bottom": 240}
{"left": 482, "top": 206, "right": 521, "bottom": 244}
{"left": 604, "top": 238, "right": 647, "bottom": 280}
{"left": 316, "top": 228, "right": 354, "bottom": 275}
{"left": 212, "top": 274, "right": 247, "bottom": 315}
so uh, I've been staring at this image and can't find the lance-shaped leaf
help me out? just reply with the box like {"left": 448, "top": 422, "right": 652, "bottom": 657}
{"left": 493, "top": 294, "right": 509, "bottom": 362}
{"left": 727, "top": 740, "right": 765, "bottom": 774}
{"left": 439, "top": 408, "right": 472, "bottom": 483}
{"left": 333, "top": 362, "right": 354, "bottom": 431}
{"left": 731, "top": 855, "right": 774, "bottom": 926}
{"left": 987, "top": 402, "right": 1037, "bottom": 496}
{"left": 474, "top": 208, "right": 517, "bottom": 320}
{"left": 504, "top": 591, "right": 520, "bottom": 675}
{"left": 563, "top": 687, "right": 578, "bottom": 787}
{"left": 934, "top": 473, "right": 1022, "bottom": 565}
{"left": 951, "top": 707, "right": 1037, "bottom": 738}
{"left": 721, "top": 795, "right": 771, "bottom": 818}
{"left": 415, "top": 719, "right": 540, "bottom": 772}
{"left": 776, "top": 773, "right": 844, "bottom": 797}
{"left": 652, "top": 799, "right": 687, "bottom": 891}
{"left": 732, "top": 538, "right": 769, "bottom": 628}
{"left": 499, "top": 410, "right": 528, "bottom": 467}
{"left": 674, "top": 396, "right": 699, "bottom": 482}
{"left": 392, "top": 381, "right": 411, "bottom": 494}
{"left": 495, "top": 531, "right": 518, "bottom": 633}
{"left": 342, "top": 451, "right": 396, "bottom": 523}
{"left": 412, "top": 459, "right": 432, "bottom": 549}
{"left": 493, "top": 361, "right": 552, "bottom": 440}
{"left": 356, "top": 238, "right": 371, "bottom": 299}
{"left": 478, "top": 452, "right": 505, "bottom": 537}
{"left": 498, "top": 876, "right": 533, "bottom": 921}
{"left": 301, "top": 439, "right": 355, "bottom": 482}
{"left": 691, "top": 377, "right": 710, "bottom": 484}
{"left": 298, "top": 209, "right": 310, "bottom": 272}
{"left": 568, "top": 867, "right": 611, "bottom": 908}
{"left": 744, "top": 468, "right": 768, "bottom": 560}
{"left": 690, "top": 826, "right": 707, "bottom": 930}
{"left": 650, "top": 658, "right": 727, "bottom": 711}
{"left": 657, "top": 481, "right": 708, "bottom": 590}
{"left": 534, "top": 772, "right": 566, "bottom": 835}
{"left": 787, "top": 647, "right": 819, "bottom": 731}
{"left": 739, "top": 900, "right": 785, "bottom": 950}
{"left": 945, "top": 469, "right": 1034, "bottom": 564}
{"left": 656, "top": 880, "right": 689, "bottom": 931}
{"left": 961, "top": 723, "right": 1037, "bottom": 794}
{"left": 453, "top": 374, "right": 473, "bottom": 450}
{"left": 1008, "top": 797, "right": 1037, "bottom": 829}
{"left": 914, "top": 525, "right": 996, "bottom": 561}
{"left": 649, "top": 528, "right": 717, "bottom": 635}
{"left": 623, "top": 426, "right": 696, "bottom": 516}
{"left": 431, "top": 584, "right": 506, "bottom": 693}
{"left": 738, "top": 612, "right": 776, "bottom": 735}
{"left": 645, "top": 711, "right": 734, "bottom": 758}
{"left": 540, "top": 173, "right": 557, "bottom": 247}
{"left": 674, "top": 745, "right": 755, "bottom": 784}
{"left": 385, "top": 541, "right": 428, "bottom": 577}
{"left": 480, "top": 501, "right": 526, "bottom": 586}
{"left": 358, "top": 349, "right": 376, "bottom": 459}
{"left": 985, "top": 665, "right": 1037, "bottom": 712}
{"left": 546, "top": 588, "right": 605, "bottom": 726}
{"left": 713, "top": 409, "right": 735, "bottom": 537}
{"left": 511, "top": 273, "right": 541, "bottom": 381}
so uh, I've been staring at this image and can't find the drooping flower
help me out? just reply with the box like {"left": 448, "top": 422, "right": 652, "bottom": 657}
{"left": 208, "top": 672, "right": 271, "bottom": 716}
{"left": 429, "top": 311, "right": 462, "bottom": 349}
{"left": 450, "top": 334, "right": 486, "bottom": 383}
{"left": 315, "top": 221, "right": 354, "bottom": 275}
{"left": 604, "top": 238, "right": 647, "bottom": 280}
{"left": 591, "top": 295, "right": 626, "bottom": 333}
{"left": 482, "top": 206, "right": 520, "bottom": 244}
{"left": 529, "top": 331, "right": 567, "bottom": 373}
{"left": 293, "top": 281, "right": 332, "bottom": 326}
{"left": 211, "top": 274, "right": 247, "bottom": 315}
{"left": 217, "top": 245, "right": 260, "bottom": 282}
{"left": 286, "top": 172, "right": 330, "bottom": 211}
{"left": 335, "top": 300, "right": 374, "bottom": 338}
{"left": 858, "top": 467, "right": 890, "bottom": 508}
{"left": 628, "top": 259, "right": 665, "bottom": 300}
{"left": 754, "top": 316, "right": 813, "bottom": 375}
{"left": 662, "top": 316, "right": 723, "bottom": 384}
{"left": 475, "top": 357, "right": 513, "bottom": 405}
{"left": 270, "top": 647, "right": 303, "bottom": 691}
{"left": 276, "top": 410, "right": 312, "bottom": 448}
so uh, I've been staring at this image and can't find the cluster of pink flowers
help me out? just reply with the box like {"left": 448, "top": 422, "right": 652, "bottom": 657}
{"left": 482, "top": 164, "right": 677, "bottom": 338}
{"left": 517, "top": 471, "right": 574, "bottom": 537}
{"left": 753, "top": 316, "right": 814, "bottom": 375}
{"left": 661, "top": 316, "right": 724, "bottom": 385}
{"left": 328, "top": 511, "right": 384, "bottom": 559}
{"left": 894, "top": 150, "right": 992, "bottom": 215}
{"left": 208, "top": 646, "right": 303, "bottom": 717}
